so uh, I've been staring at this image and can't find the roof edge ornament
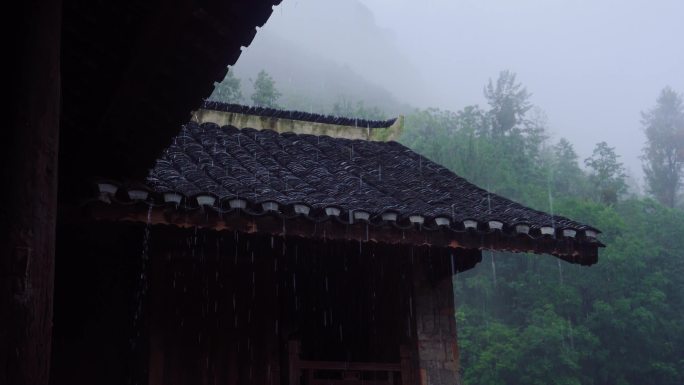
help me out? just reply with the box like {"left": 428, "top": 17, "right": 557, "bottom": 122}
{"left": 229, "top": 198, "right": 247, "bottom": 209}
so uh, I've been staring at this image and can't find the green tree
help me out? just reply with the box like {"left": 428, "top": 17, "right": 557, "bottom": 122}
{"left": 400, "top": 75, "right": 684, "bottom": 385}
{"left": 551, "top": 138, "right": 585, "bottom": 197}
{"left": 250, "top": 70, "right": 281, "bottom": 108}
{"left": 484, "top": 70, "right": 532, "bottom": 136}
{"left": 522, "top": 107, "right": 550, "bottom": 162}
{"left": 209, "top": 69, "right": 243, "bottom": 103}
{"left": 641, "top": 87, "right": 684, "bottom": 207}
{"left": 585, "top": 141, "right": 627, "bottom": 205}
{"left": 331, "top": 97, "right": 386, "bottom": 121}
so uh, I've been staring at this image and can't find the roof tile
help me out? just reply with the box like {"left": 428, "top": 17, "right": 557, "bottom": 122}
{"left": 146, "top": 121, "right": 596, "bottom": 233}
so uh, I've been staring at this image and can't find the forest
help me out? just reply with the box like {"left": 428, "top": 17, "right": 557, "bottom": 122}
{"left": 212, "top": 69, "right": 684, "bottom": 385}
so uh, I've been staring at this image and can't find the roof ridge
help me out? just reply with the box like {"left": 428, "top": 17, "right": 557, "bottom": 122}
{"left": 200, "top": 100, "right": 397, "bottom": 129}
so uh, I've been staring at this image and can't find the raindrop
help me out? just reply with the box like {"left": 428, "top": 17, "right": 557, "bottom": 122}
{"left": 490, "top": 252, "right": 497, "bottom": 287}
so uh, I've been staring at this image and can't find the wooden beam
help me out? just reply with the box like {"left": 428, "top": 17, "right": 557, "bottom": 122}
{"left": 1, "top": 0, "right": 61, "bottom": 383}
{"left": 74, "top": 201, "right": 599, "bottom": 266}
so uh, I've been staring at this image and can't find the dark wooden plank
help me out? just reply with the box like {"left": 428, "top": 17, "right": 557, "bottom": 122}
{"left": 1, "top": 0, "right": 61, "bottom": 383}
{"left": 298, "top": 360, "right": 402, "bottom": 372}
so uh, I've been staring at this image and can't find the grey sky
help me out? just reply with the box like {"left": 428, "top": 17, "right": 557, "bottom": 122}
{"left": 242, "top": 0, "right": 684, "bottom": 182}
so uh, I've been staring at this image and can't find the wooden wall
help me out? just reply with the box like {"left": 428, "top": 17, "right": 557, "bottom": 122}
{"left": 51, "top": 221, "right": 480, "bottom": 385}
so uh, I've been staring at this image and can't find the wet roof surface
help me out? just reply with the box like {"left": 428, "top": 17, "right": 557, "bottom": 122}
{"left": 146, "top": 121, "right": 595, "bottom": 233}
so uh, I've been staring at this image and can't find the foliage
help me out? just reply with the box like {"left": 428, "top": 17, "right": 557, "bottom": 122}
{"left": 585, "top": 142, "right": 627, "bottom": 205}
{"left": 250, "top": 70, "right": 282, "bottom": 107}
{"left": 484, "top": 70, "right": 533, "bottom": 136}
{"left": 641, "top": 87, "right": 684, "bottom": 208}
{"left": 551, "top": 139, "right": 586, "bottom": 198}
{"left": 400, "top": 72, "right": 684, "bottom": 385}
{"left": 209, "top": 69, "right": 243, "bottom": 103}
{"left": 332, "top": 97, "right": 387, "bottom": 121}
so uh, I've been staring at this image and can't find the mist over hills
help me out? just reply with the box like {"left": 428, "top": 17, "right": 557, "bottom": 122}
{"left": 230, "top": 34, "right": 408, "bottom": 116}
{"left": 223, "top": 0, "right": 421, "bottom": 116}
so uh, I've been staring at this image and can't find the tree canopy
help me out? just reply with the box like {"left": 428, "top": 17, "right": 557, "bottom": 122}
{"left": 641, "top": 87, "right": 684, "bottom": 207}
{"left": 484, "top": 70, "right": 533, "bottom": 137}
{"left": 250, "top": 70, "right": 281, "bottom": 108}
{"left": 400, "top": 74, "right": 684, "bottom": 385}
{"left": 585, "top": 141, "right": 627, "bottom": 206}
{"left": 209, "top": 68, "right": 243, "bottom": 104}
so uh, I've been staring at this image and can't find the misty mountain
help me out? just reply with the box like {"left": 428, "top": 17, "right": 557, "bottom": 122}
{"left": 227, "top": 0, "right": 421, "bottom": 116}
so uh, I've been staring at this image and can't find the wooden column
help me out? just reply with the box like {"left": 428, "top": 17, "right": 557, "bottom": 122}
{"left": 1, "top": 1, "right": 61, "bottom": 384}
{"left": 411, "top": 252, "right": 461, "bottom": 385}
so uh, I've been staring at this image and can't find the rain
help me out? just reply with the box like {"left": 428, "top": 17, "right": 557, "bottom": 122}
{"left": 6, "top": 1, "right": 684, "bottom": 385}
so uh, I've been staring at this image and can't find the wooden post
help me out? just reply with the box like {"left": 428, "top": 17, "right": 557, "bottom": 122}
{"left": 1, "top": 0, "right": 61, "bottom": 384}
{"left": 409, "top": 252, "right": 461, "bottom": 385}
{"left": 288, "top": 340, "right": 301, "bottom": 385}
{"left": 400, "top": 345, "right": 414, "bottom": 385}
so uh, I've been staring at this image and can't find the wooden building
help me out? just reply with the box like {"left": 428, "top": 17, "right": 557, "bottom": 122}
{"left": 51, "top": 103, "right": 602, "bottom": 385}
{"left": 4, "top": 2, "right": 280, "bottom": 383}
{"left": 4, "top": 3, "right": 601, "bottom": 385}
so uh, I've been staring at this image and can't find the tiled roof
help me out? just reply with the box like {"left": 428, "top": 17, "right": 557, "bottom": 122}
{"left": 92, "top": 121, "right": 601, "bottom": 264}
{"left": 151, "top": 121, "right": 597, "bottom": 230}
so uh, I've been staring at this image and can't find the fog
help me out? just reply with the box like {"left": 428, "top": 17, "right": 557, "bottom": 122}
{"left": 232, "top": 0, "right": 684, "bottom": 183}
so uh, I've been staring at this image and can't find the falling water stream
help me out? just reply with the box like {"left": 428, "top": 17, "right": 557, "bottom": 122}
{"left": 129, "top": 205, "right": 153, "bottom": 385}
{"left": 547, "top": 180, "right": 563, "bottom": 286}
{"left": 486, "top": 190, "right": 497, "bottom": 287}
